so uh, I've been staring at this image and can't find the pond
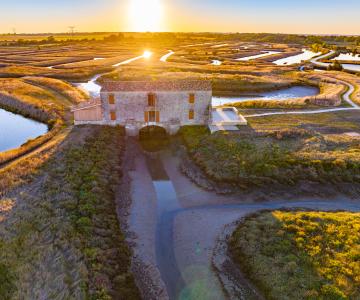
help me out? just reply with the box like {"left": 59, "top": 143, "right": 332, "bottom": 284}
{"left": 236, "top": 51, "right": 280, "bottom": 61}
{"left": 212, "top": 85, "right": 319, "bottom": 106}
{"left": 332, "top": 53, "right": 360, "bottom": 61}
{"left": 341, "top": 64, "right": 360, "bottom": 72}
{"left": 273, "top": 49, "right": 320, "bottom": 65}
{"left": 211, "top": 60, "right": 222, "bottom": 65}
{"left": 0, "top": 108, "right": 48, "bottom": 152}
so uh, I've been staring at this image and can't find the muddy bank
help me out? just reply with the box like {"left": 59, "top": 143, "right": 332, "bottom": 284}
{"left": 123, "top": 138, "right": 169, "bottom": 300}
{"left": 124, "top": 137, "right": 360, "bottom": 300}
{"left": 212, "top": 221, "right": 265, "bottom": 300}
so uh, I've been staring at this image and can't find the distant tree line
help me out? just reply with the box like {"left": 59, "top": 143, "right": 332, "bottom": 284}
{"left": 1, "top": 32, "right": 360, "bottom": 48}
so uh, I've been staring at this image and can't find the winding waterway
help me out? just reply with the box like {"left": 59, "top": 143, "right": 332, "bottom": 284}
{"left": 75, "top": 55, "right": 148, "bottom": 97}
{"left": 0, "top": 108, "right": 48, "bottom": 152}
{"left": 129, "top": 141, "right": 360, "bottom": 300}
{"left": 212, "top": 85, "right": 319, "bottom": 106}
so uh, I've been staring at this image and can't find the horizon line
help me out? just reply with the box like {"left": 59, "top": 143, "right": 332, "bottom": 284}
{"left": 0, "top": 31, "right": 359, "bottom": 37}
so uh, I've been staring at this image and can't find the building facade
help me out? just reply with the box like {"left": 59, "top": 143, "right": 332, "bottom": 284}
{"left": 72, "top": 81, "right": 212, "bottom": 136}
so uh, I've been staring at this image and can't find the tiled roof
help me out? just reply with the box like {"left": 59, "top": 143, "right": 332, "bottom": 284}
{"left": 101, "top": 80, "right": 212, "bottom": 92}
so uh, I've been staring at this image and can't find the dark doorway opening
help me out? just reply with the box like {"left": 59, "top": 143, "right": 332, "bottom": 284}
{"left": 139, "top": 126, "right": 169, "bottom": 152}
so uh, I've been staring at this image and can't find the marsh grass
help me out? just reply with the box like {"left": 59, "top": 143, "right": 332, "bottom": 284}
{"left": 229, "top": 211, "right": 360, "bottom": 300}
{"left": 0, "top": 126, "right": 140, "bottom": 299}
{"left": 179, "top": 125, "right": 360, "bottom": 187}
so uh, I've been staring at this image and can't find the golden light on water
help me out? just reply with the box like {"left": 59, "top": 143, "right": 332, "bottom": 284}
{"left": 143, "top": 51, "right": 152, "bottom": 59}
{"left": 128, "top": 0, "right": 163, "bottom": 32}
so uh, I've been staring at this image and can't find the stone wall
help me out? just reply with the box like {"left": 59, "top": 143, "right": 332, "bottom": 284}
{"left": 101, "top": 90, "right": 212, "bottom": 135}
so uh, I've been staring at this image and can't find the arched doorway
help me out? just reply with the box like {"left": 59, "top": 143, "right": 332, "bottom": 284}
{"left": 139, "top": 126, "right": 169, "bottom": 152}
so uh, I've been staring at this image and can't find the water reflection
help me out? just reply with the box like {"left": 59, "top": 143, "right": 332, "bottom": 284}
{"left": 273, "top": 49, "right": 320, "bottom": 65}
{"left": 332, "top": 53, "right": 360, "bottom": 61}
{"left": 212, "top": 86, "right": 319, "bottom": 106}
{"left": 0, "top": 108, "right": 48, "bottom": 152}
{"left": 236, "top": 51, "right": 280, "bottom": 61}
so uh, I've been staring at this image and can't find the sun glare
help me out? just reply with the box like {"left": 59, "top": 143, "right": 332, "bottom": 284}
{"left": 128, "top": 0, "right": 163, "bottom": 32}
{"left": 143, "top": 51, "right": 152, "bottom": 59}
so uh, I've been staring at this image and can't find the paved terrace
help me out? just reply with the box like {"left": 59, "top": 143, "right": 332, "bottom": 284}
{"left": 209, "top": 107, "right": 248, "bottom": 133}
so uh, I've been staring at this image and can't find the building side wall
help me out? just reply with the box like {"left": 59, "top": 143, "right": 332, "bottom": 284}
{"left": 73, "top": 106, "right": 103, "bottom": 122}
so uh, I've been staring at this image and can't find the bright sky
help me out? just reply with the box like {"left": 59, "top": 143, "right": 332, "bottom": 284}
{"left": 1, "top": 0, "right": 359, "bottom": 34}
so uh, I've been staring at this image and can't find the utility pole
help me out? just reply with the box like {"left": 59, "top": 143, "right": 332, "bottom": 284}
{"left": 68, "top": 26, "right": 75, "bottom": 36}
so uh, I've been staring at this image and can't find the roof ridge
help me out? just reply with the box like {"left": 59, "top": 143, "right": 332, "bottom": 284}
{"left": 101, "top": 80, "right": 212, "bottom": 92}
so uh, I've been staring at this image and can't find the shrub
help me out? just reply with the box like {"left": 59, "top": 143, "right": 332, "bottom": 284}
{"left": 0, "top": 263, "right": 16, "bottom": 299}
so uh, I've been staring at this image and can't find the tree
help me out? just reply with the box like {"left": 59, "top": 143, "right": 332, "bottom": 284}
{"left": 327, "top": 60, "right": 343, "bottom": 71}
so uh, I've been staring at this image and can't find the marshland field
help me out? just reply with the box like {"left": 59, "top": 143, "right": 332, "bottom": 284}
{"left": 0, "top": 32, "right": 360, "bottom": 300}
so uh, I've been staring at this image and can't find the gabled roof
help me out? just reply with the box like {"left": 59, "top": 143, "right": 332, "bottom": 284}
{"left": 101, "top": 80, "right": 212, "bottom": 92}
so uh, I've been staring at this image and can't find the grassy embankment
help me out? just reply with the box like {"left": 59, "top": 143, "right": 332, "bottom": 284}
{"left": 179, "top": 123, "right": 360, "bottom": 188}
{"left": 229, "top": 211, "right": 360, "bottom": 300}
{"left": 0, "top": 64, "right": 113, "bottom": 81}
{"left": 0, "top": 126, "right": 140, "bottom": 299}
{"left": 0, "top": 77, "right": 86, "bottom": 165}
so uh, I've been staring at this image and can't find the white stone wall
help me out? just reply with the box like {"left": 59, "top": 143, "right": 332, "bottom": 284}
{"left": 100, "top": 90, "right": 212, "bottom": 134}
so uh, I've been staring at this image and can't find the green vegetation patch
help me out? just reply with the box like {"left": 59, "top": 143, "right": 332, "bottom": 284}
{"left": 179, "top": 126, "right": 360, "bottom": 187}
{"left": 59, "top": 126, "right": 140, "bottom": 299}
{"left": 229, "top": 211, "right": 360, "bottom": 300}
{"left": 0, "top": 126, "right": 140, "bottom": 299}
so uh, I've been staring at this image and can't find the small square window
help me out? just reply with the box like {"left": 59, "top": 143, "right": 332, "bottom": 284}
{"left": 109, "top": 94, "right": 115, "bottom": 105}
{"left": 110, "top": 111, "right": 116, "bottom": 121}
{"left": 189, "top": 93, "right": 195, "bottom": 104}
{"left": 148, "top": 111, "right": 156, "bottom": 122}
{"left": 148, "top": 94, "right": 156, "bottom": 106}
{"left": 189, "top": 109, "right": 194, "bottom": 120}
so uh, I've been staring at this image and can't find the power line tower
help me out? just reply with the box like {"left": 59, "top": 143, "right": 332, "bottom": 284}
{"left": 68, "top": 26, "right": 76, "bottom": 36}
{"left": 12, "top": 28, "right": 16, "bottom": 35}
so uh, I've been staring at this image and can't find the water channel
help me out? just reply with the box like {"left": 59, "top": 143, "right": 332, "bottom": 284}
{"left": 212, "top": 85, "right": 319, "bottom": 106}
{"left": 0, "top": 108, "right": 48, "bottom": 152}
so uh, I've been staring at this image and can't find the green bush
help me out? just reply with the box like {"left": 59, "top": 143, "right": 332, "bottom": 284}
{"left": 0, "top": 263, "right": 16, "bottom": 299}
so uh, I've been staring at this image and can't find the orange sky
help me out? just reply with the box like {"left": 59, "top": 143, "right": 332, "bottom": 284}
{"left": 1, "top": 0, "right": 359, "bottom": 35}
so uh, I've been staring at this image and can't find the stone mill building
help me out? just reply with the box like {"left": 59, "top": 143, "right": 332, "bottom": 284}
{"left": 72, "top": 80, "right": 213, "bottom": 136}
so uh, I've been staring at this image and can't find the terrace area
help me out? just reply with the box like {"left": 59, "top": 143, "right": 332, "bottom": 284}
{"left": 209, "top": 107, "right": 248, "bottom": 133}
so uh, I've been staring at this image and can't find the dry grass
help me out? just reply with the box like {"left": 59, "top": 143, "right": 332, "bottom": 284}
{"left": 0, "top": 64, "right": 113, "bottom": 81}
{"left": 23, "top": 76, "right": 88, "bottom": 104}
{"left": 0, "top": 129, "right": 68, "bottom": 197}
{"left": 0, "top": 78, "right": 73, "bottom": 165}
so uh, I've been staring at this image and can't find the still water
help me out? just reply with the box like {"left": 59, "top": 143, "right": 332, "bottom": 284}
{"left": 0, "top": 108, "right": 48, "bottom": 152}
{"left": 236, "top": 51, "right": 280, "bottom": 61}
{"left": 273, "top": 49, "right": 320, "bottom": 65}
{"left": 332, "top": 53, "right": 360, "bottom": 61}
{"left": 212, "top": 85, "right": 319, "bottom": 106}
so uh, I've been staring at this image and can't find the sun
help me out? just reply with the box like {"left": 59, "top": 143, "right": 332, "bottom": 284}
{"left": 128, "top": 0, "right": 163, "bottom": 32}
{"left": 143, "top": 51, "right": 152, "bottom": 59}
